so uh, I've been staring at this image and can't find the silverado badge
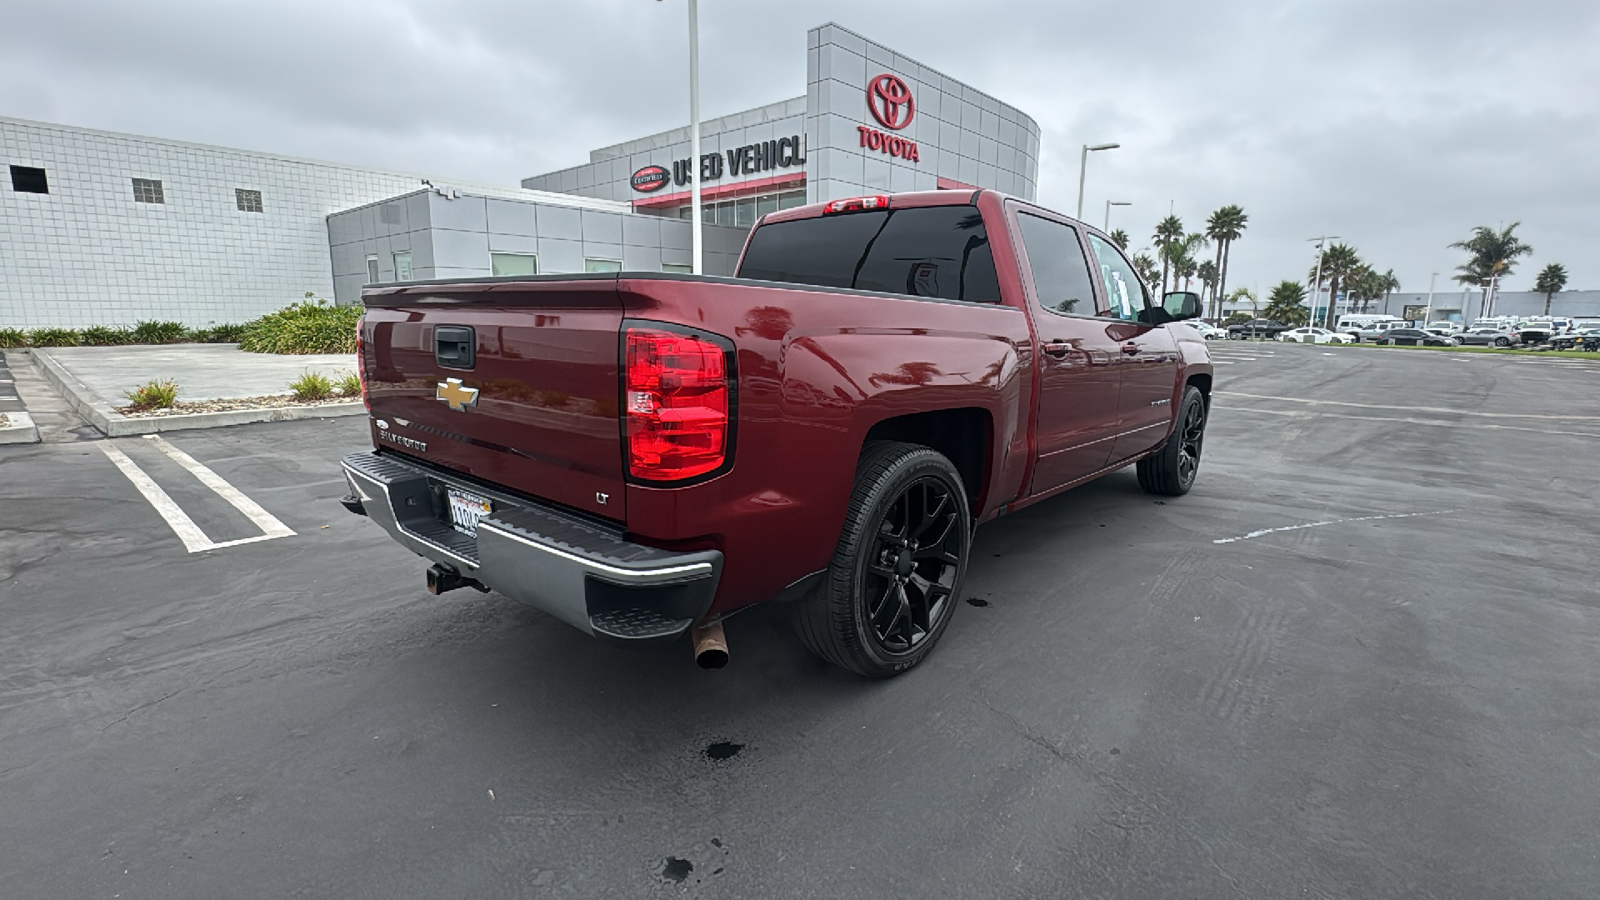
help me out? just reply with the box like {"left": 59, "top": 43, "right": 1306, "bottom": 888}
{"left": 436, "top": 377, "right": 480, "bottom": 412}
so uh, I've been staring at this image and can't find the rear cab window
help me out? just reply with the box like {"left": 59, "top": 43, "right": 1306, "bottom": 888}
{"left": 737, "top": 205, "right": 1001, "bottom": 303}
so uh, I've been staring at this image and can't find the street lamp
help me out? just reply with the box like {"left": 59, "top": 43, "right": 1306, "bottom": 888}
{"left": 1076, "top": 142, "right": 1120, "bottom": 220}
{"left": 1307, "top": 235, "right": 1340, "bottom": 328}
{"left": 1423, "top": 272, "right": 1438, "bottom": 325}
{"left": 1103, "top": 200, "right": 1131, "bottom": 232}
{"left": 658, "top": 0, "right": 703, "bottom": 274}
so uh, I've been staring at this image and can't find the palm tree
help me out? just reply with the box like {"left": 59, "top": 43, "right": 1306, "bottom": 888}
{"left": 1226, "top": 286, "right": 1258, "bottom": 320}
{"left": 1205, "top": 205, "right": 1248, "bottom": 321}
{"left": 1534, "top": 262, "right": 1568, "bottom": 315}
{"left": 1376, "top": 269, "right": 1400, "bottom": 314}
{"left": 1152, "top": 216, "right": 1185, "bottom": 294}
{"left": 1196, "top": 261, "right": 1219, "bottom": 309}
{"left": 1263, "top": 280, "right": 1308, "bottom": 325}
{"left": 1131, "top": 252, "right": 1161, "bottom": 289}
{"left": 1308, "top": 243, "right": 1361, "bottom": 327}
{"left": 1109, "top": 229, "right": 1130, "bottom": 250}
{"left": 1450, "top": 223, "right": 1533, "bottom": 318}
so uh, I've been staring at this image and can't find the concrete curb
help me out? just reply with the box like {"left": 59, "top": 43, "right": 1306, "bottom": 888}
{"left": 0, "top": 411, "right": 40, "bottom": 445}
{"left": 28, "top": 348, "right": 365, "bottom": 437}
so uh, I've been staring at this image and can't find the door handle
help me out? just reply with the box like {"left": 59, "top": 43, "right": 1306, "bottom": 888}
{"left": 1121, "top": 342, "right": 1140, "bottom": 355}
{"left": 1042, "top": 340, "right": 1072, "bottom": 357}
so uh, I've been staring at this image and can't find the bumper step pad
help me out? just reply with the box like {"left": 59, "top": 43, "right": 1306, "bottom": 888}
{"left": 590, "top": 608, "right": 694, "bottom": 641}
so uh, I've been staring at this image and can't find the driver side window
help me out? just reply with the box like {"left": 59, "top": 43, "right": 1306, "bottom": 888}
{"left": 1088, "top": 234, "right": 1149, "bottom": 322}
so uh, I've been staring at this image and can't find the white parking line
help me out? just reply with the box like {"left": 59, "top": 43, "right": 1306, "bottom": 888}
{"left": 1215, "top": 391, "right": 1600, "bottom": 421}
{"left": 98, "top": 437, "right": 295, "bottom": 554}
{"left": 144, "top": 435, "right": 294, "bottom": 540}
{"left": 98, "top": 442, "right": 213, "bottom": 553}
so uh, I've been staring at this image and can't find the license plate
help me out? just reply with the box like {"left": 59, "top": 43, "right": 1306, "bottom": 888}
{"left": 446, "top": 488, "right": 492, "bottom": 537}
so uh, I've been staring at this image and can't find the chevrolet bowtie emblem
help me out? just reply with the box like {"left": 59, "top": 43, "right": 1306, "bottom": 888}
{"left": 436, "top": 377, "right": 480, "bottom": 412}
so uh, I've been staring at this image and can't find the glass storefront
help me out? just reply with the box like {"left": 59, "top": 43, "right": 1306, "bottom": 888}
{"left": 676, "top": 189, "right": 806, "bottom": 223}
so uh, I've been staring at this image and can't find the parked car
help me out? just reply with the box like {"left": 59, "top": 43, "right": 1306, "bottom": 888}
{"left": 1423, "top": 321, "right": 1464, "bottom": 335}
{"left": 339, "top": 190, "right": 1215, "bottom": 678}
{"left": 1457, "top": 327, "right": 1518, "bottom": 347}
{"left": 1377, "top": 328, "right": 1461, "bottom": 347}
{"left": 1353, "top": 320, "right": 1410, "bottom": 343}
{"left": 1276, "top": 326, "right": 1354, "bottom": 345}
{"left": 1550, "top": 327, "right": 1600, "bottom": 352}
{"left": 1227, "top": 318, "right": 1294, "bottom": 340}
{"left": 1183, "top": 321, "right": 1228, "bottom": 340}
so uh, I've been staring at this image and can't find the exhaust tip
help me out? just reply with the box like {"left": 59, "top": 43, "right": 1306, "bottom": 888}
{"left": 691, "top": 621, "right": 728, "bottom": 670}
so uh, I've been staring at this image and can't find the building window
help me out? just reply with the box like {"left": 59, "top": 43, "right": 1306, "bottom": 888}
{"left": 366, "top": 256, "right": 380, "bottom": 284}
{"left": 9, "top": 165, "right": 48, "bottom": 194}
{"left": 132, "top": 178, "right": 164, "bottom": 204}
{"left": 584, "top": 258, "right": 622, "bottom": 273}
{"left": 777, "top": 189, "right": 806, "bottom": 210}
{"left": 393, "top": 251, "right": 413, "bottom": 281}
{"left": 235, "top": 188, "right": 263, "bottom": 212}
{"left": 491, "top": 252, "right": 538, "bottom": 276}
{"left": 663, "top": 264, "right": 693, "bottom": 274}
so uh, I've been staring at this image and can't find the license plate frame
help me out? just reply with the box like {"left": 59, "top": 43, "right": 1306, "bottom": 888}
{"left": 445, "top": 487, "right": 493, "bottom": 538}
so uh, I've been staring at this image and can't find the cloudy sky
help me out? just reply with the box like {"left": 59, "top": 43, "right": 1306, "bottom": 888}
{"left": 6, "top": 0, "right": 1596, "bottom": 295}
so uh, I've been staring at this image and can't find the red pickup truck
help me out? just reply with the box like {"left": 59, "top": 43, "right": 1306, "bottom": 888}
{"left": 340, "top": 190, "right": 1213, "bottom": 677}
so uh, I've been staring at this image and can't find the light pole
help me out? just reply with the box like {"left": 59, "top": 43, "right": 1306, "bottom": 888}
{"left": 659, "top": 0, "right": 703, "bottom": 274}
{"left": 1076, "top": 142, "right": 1120, "bottom": 220}
{"left": 1103, "top": 200, "right": 1130, "bottom": 232}
{"left": 1422, "top": 271, "right": 1437, "bottom": 325}
{"left": 1307, "top": 235, "right": 1339, "bottom": 328}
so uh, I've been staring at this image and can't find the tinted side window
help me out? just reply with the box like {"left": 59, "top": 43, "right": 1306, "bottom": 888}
{"left": 738, "top": 206, "right": 1001, "bottom": 303}
{"left": 1016, "top": 213, "right": 1097, "bottom": 317}
{"left": 1088, "top": 234, "right": 1148, "bottom": 322}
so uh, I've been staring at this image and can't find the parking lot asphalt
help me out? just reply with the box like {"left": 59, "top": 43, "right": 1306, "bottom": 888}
{"left": 2, "top": 343, "right": 1598, "bottom": 898}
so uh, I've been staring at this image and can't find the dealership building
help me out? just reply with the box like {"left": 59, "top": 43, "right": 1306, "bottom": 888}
{"left": 1, "top": 23, "right": 1039, "bottom": 328}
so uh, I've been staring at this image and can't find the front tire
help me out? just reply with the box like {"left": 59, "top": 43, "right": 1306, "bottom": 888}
{"left": 1494, "top": 337, "right": 1511, "bottom": 347}
{"left": 1137, "top": 386, "right": 1207, "bottom": 497}
{"left": 792, "top": 442, "right": 971, "bottom": 678}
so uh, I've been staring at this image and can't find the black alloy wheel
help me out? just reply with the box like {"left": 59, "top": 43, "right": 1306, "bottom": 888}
{"left": 1494, "top": 337, "right": 1512, "bottom": 347}
{"left": 791, "top": 441, "right": 972, "bottom": 678}
{"left": 862, "top": 477, "right": 962, "bottom": 654}
{"left": 1137, "top": 384, "right": 1208, "bottom": 496}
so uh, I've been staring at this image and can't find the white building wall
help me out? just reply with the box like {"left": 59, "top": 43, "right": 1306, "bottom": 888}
{"left": 0, "top": 117, "right": 429, "bottom": 328}
{"left": 804, "top": 23, "right": 1039, "bottom": 206}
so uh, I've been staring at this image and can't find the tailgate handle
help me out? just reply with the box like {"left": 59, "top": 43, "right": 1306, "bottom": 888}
{"left": 435, "top": 326, "right": 476, "bottom": 370}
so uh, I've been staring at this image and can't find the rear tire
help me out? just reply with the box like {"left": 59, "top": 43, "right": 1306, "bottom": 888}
{"left": 791, "top": 442, "right": 971, "bottom": 678}
{"left": 1136, "top": 385, "right": 1207, "bottom": 497}
{"left": 1494, "top": 337, "right": 1511, "bottom": 347}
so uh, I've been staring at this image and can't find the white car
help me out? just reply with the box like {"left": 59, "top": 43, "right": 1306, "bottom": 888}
{"left": 1184, "top": 321, "right": 1228, "bottom": 340}
{"left": 1277, "top": 326, "right": 1355, "bottom": 345}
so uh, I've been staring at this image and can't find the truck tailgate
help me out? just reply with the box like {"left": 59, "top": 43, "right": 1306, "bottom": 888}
{"left": 361, "top": 280, "right": 626, "bottom": 521}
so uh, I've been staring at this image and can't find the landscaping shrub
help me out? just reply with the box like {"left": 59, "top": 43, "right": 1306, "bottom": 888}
{"left": 130, "top": 320, "right": 189, "bottom": 345}
{"left": 28, "top": 327, "right": 81, "bottom": 347}
{"left": 124, "top": 379, "right": 180, "bottom": 410}
{"left": 289, "top": 371, "right": 335, "bottom": 402}
{"left": 239, "top": 296, "right": 360, "bottom": 355}
{"left": 334, "top": 370, "right": 362, "bottom": 398}
{"left": 191, "top": 323, "right": 247, "bottom": 343}
{"left": 0, "top": 327, "right": 26, "bottom": 348}
{"left": 81, "top": 325, "right": 134, "bottom": 346}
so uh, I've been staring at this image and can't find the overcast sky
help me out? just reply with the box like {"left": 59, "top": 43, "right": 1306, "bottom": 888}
{"left": 6, "top": 0, "right": 1596, "bottom": 295}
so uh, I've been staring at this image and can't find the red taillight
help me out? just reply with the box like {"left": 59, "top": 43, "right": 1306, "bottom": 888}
{"left": 355, "top": 316, "right": 370, "bottom": 412}
{"left": 625, "top": 328, "right": 730, "bottom": 481}
{"left": 823, "top": 195, "right": 890, "bottom": 215}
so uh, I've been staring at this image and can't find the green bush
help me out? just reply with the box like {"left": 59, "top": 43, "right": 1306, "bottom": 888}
{"left": 289, "top": 371, "right": 335, "bottom": 402}
{"left": 239, "top": 296, "right": 360, "bottom": 355}
{"left": 124, "top": 379, "right": 180, "bottom": 410}
{"left": 81, "top": 325, "right": 135, "bottom": 346}
{"left": 0, "top": 327, "right": 26, "bottom": 349}
{"left": 192, "top": 323, "right": 247, "bottom": 343}
{"left": 334, "top": 370, "right": 362, "bottom": 398}
{"left": 28, "top": 327, "right": 81, "bottom": 347}
{"left": 131, "top": 320, "right": 189, "bottom": 344}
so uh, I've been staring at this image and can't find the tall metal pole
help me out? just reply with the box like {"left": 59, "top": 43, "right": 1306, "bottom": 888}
{"left": 1103, "top": 200, "right": 1129, "bottom": 232}
{"left": 688, "top": 0, "right": 703, "bottom": 275}
{"left": 1306, "top": 235, "right": 1338, "bottom": 328}
{"left": 1423, "top": 271, "right": 1437, "bottom": 325}
{"left": 1075, "top": 143, "right": 1119, "bottom": 220}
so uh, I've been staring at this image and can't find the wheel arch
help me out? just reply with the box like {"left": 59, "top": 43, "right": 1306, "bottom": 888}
{"left": 862, "top": 407, "right": 991, "bottom": 517}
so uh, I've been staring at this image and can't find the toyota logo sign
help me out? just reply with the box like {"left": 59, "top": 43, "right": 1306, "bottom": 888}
{"left": 867, "top": 73, "right": 914, "bottom": 131}
{"left": 630, "top": 165, "right": 671, "bottom": 193}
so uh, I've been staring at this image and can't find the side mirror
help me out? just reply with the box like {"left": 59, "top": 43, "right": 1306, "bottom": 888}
{"left": 1162, "top": 291, "right": 1201, "bottom": 321}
